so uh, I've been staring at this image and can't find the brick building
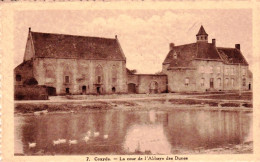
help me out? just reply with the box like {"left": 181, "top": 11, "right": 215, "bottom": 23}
{"left": 14, "top": 28, "right": 128, "bottom": 95}
{"left": 162, "top": 26, "right": 250, "bottom": 92}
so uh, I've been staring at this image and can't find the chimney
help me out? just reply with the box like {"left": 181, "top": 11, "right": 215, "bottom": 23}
{"left": 212, "top": 39, "right": 216, "bottom": 46}
{"left": 115, "top": 35, "right": 117, "bottom": 39}
{"left": 29, "top": 27, "right": 31, "bottom": 32}
{"left": 169, "top": 43, "right": 175, "bottom": 50}
{"left": 235, "top": 44, "right": 240, "bottom": 50}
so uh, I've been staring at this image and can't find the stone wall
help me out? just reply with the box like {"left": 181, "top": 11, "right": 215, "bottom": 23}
{"left": 127, "top": 74, "right": 167, "bottom": 94}
{"left": 33, "top": 58, "right": 127, "bottom": 95}
{"left": 14, "top": 85, "right": 48, "bottom": 100}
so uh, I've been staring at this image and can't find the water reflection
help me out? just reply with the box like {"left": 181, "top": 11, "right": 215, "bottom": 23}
{"left": 14, "top": 109, "right": 252, "bottom": 155}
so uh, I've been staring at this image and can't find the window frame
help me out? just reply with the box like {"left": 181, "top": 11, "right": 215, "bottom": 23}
{"left": 65, "top": 76, "right": 70, "bottom": 84}
{"left": 185, "top": 78, "right": 189, "bottom": 86}
{"left": 200, "top": 78, "right": 205, "bottom": 86}
{"left": 16, "top": 74, "right": 22, "bottom": 82}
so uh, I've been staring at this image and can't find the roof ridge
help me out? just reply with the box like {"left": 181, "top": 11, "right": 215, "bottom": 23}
{"left": 216, "top": 47, "right": 236, "bottom": 50}
{"left": 31, "top": 31, "right": 116, "bottom": 40}
{"left": 172, "top": 42, "right": 197, "bottom": 48}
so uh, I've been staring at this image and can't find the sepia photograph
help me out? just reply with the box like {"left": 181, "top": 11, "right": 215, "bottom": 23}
{"left": 1, "top": 2, "right": 259, "bottom": 161}
{"left": 12, "top": 8, "right": 253, "bottom": 156}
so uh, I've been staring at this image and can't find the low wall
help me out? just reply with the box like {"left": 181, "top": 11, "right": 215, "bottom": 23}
{"left": 127, "top": 74, "right": 167, "bottom": 94}
{"left": 14, "top": 85, "right": 48, "bottom": 100}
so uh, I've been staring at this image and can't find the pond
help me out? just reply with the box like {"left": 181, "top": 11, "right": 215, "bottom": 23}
{"left": 14, "top": 109, "right": 252, "bottom": 155}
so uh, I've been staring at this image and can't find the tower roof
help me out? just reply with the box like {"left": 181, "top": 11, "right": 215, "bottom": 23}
{"left": 196, "top": 25, "right": 208, "bottom": 36}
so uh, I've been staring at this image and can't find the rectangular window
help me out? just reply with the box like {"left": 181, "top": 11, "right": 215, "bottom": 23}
{"left": 200, "top": 66, "right": 204, "bottom": 73}
{"left": 209, "top": 66, "right": 213, "bottom": 73}
{"left": 185, "top": 78, "right": 189, "bottom": 86}
{"left": 16, "top": 74, "right": 22, "bottom": 81}
{"left": 217, "top": 67, "right": 221, "bottom": 74}
{"left": 200, "top": 78, "right": 205, "bottom": 86}
{"left": 231, "top": 68, "right": 235, "bottom": 75}
{"left": 242, "top": 68, "right": 246, "bottom": 76}
{"left": 231, "top": 78, "right": 234, "bottom": 87}
{"left": 65, "top": 76, "right": 70, "bottom": 83}
{"left": 225, "top": 67, "right": 229, "bottom": 75}
{"left": 243, "top": 78, "right": 246, "bottom": 86}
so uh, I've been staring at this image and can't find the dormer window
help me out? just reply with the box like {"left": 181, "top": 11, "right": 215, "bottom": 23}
{"left": 173, "top": 52, "right": 177, "bottom": 59}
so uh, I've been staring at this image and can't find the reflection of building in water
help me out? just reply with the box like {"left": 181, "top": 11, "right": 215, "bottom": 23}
{"left": 163, "top": 110, "right": 250, "bottom": 150}
{"left": 123, "top": 124, "right": 171, "bottom": 154}
{"left": 17, "top": 109, "right": 252, "bottom": 155}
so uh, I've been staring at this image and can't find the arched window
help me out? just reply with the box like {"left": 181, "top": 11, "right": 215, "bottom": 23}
{"left": 225, "top": 78, "right": 229, "bottom": 86}
{"left": 112, "top": 65, "right": 117, "bottom": 83}
{"left": 217, "top": 78, "right": 221, "bottom": 87}
{"left": 45, "top": 65, "right": 55, "bottom": 83}
{"left": 95, "top": 65, "right": 103, "bottom": 84}
{"left": 231, "top": 78, "right": 235, "bottom": 87}
{"left": 63, "top": 65, "right": 71, "bottom": 84}
{"left": 242, "top": 78, "right": 246, "bottom": 86}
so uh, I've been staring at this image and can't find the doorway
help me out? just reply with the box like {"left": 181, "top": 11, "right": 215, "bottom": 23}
{"left": 66, "top": 88, "right": 70, "bottom": 94}
{"left": 47, "top": 87, "right": 56, "bottom": 96}
{"left": 249, "top": 83, "right": 251, "bottom": 90}
{"left": 210, "top": 78, "right": 214, "bottom": 88}
{"left": 128, "top": 83, "right": 136, "bottom": 94}
{"left": 112, "top": 87, "right": 116, "bottom": 93}
{"left": 82, "top": 86, "right": 87, "bottom": 94}
{"left": 96, "top": 87, "right": 101, "bottom": 94}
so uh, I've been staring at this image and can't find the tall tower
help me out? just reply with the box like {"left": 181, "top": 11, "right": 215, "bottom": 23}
{"left": 196, "top": 25, "right": 208, "bottom": 43}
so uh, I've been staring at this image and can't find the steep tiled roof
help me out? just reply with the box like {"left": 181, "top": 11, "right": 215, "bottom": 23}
{"left": 196, "top": 25, "right": 208, "bottom": 36}
{"left": 30, "top": 32, "right": 126, "bottom": 61}
{"left": 196, "top": 43, "right": 221, "bottom": 59}
{"left": 14, "top": 60, "right": 33, "bottom": 71}
{"left": 217, "top": 47, "right": 248, "bottom": 65}
{"left": 163, "top": 42, "right": 222, "bottom": 69}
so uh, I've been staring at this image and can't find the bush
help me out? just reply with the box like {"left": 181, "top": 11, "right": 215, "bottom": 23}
{"left": 23, "top": 78, "right": 38, "bottom": 85}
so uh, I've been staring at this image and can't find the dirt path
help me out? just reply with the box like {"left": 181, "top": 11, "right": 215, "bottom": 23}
{"left": 15, "top": 93, "right": 251, "bottom": 104}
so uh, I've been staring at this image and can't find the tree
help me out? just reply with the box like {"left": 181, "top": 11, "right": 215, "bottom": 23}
{"left": 130, "top": 69, "right": 137, "bottom": 74}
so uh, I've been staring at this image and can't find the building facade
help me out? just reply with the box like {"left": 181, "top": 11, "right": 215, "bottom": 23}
{"left": 127, "top": 69, "right": 168, "bottom": 94}
{"left": 15, "top": 28, "right": 128, "bottom": 95}
{"left": 14, "top": 26, "right": 251, "bottom": 97}
{"left": 162, "top": 26, "right": 250, "bottom": 92}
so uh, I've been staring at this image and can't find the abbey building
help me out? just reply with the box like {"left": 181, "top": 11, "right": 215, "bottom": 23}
{"left": 14, "top": 26, "right": 251, "bottom": 96}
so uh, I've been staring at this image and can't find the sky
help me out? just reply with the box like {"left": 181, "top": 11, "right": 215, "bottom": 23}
{"left": 14, "top": 9, "right": 252, "bottom": 74}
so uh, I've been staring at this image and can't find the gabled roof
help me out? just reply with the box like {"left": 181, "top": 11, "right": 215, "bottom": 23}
{"left": 217, "top": 47, "right": 248, "bottom": 65}
{"left": 196, "top": 25, "right": 208, "bottom": 36}
{"left": 30, "top": 31, "right": 126, "bottom": 61}
{"left": 163, "top": 42, "right": 222, "bottom": 69}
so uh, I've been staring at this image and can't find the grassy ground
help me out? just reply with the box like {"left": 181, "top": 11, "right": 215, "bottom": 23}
{"left": 197, "top": 92, "right": 252, "bottom": 100}
{"left": 14, "top": 97, "right": 252, "bottom": 114}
